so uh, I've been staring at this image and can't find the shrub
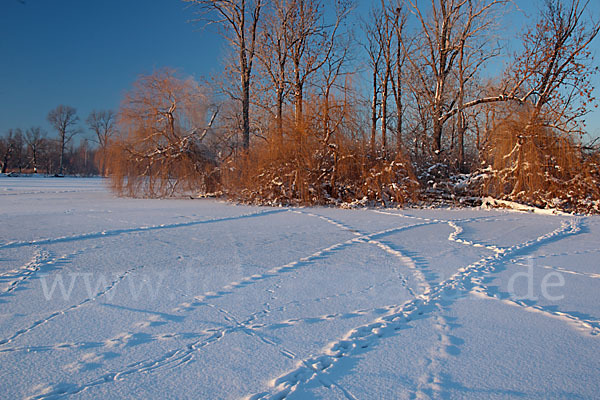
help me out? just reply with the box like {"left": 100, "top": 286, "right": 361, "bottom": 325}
{"left": 107, "top": 69, "right": 219, "bottom": 198}
{"left": 221, "top": 111, "right": 418, "bottom": 206}
{"left": 481, "top": 112, "right": 600, "bottom": 213}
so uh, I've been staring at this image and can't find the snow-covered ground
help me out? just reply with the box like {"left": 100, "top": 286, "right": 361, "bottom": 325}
{"left": 0, "top": 177, "right": 598, "bottom": 399}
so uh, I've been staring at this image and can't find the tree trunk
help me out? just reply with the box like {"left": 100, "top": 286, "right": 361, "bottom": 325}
{"left": 276, "top": 85, "right": 284, "bottom": 140}
{"left": 432, "top": 114, "right": 442, "bottom": 154}
{"left": 371, "top": 67, "right": 378, "bottom": 154}
{"left": 294, "top": 81, "right": 303, "bottom": 129}
{"left": 294, "top": 74, "right": 304, "bottom": 149}
{"left": 32, "top": 148, "right": 38, "bottom": 173}
{"left": 59, "top": 134, "right": 65, "bottom": 175}
{"left": 396, "top": 57, "right": 403, "bottom": 155}
{"left": 395, "top": 10, "right": 404, "bottom": 156}
{"left": 395, "top": 57, "right": 402, "bottom": 155}
{"left": 457, "top": 111, "right": 466, "bottom": 171}
{"left": 396, "top": 102, "right": 402, "bottom": 155}
{"left": 323, "top": 88, "right": 330, "bottom": 140}
{"left": 381, "top": 72, "right": 388, "bottom": 157}
{"left": 241, "top": 73, "right": 250, "bottom": 150}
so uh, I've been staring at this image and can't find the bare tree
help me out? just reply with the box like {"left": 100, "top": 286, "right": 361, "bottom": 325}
{"left": 287, "top": 0, "right": 352, "bottom": 130}
{"left": 256, "top": 0, "right": 295, "bottom": 140}
{"left": 373, "top": 0, "right": 409, "bottom": 157}
{"left": 404, "top": 0, "right": 507, "bottom": 156}
{"left": 389, "top": 2, "right": 408, "bottom": 156}
{"left": 510, "top": 0, "right": 599, "bottom": 132}
{"left": 87, "top": 110, "right": 116, "bottom": 176}
{"left": 376, "top": 0, "right": 394, "bottom": 156}
{"left": 451, "top": 1, "right": 503, "bottom": 169}
{"left": 24, "top": 127, "right": 46, "bottom": 174}
{"left": 317, "top": 33, "right": 351, "bottom": 144}
{"left": 363, "top": 0, "right": 407, "bottom": 157}
{"left": 184, "top": 0, "right": 262, "bottom": 150}
{"left": 0, "top": 129, "right": 16, "bottom": 174}
{"left": 12, "top": 129, "right": 25, "bottom": 172}
{"left": 0, "top": 135, "right": 8, "bottom": 174}
{"left": 362, "top": 5, "right": 384, "bottom": 153}
{"left": 47, "top": 105, "right": 80, "bottom": 175}
{"left": 432, "top": 0, "right": 599, "bottom": 146}
{"left": 109, "top": 69, "right": 218, "bottom": 197}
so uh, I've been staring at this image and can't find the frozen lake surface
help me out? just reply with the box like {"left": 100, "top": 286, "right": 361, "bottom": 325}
{"left": 0, "top": 177, "right": 599, "bottom": 399}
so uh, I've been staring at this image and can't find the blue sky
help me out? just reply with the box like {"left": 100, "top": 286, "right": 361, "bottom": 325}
{"left": 0, "top": 0, "right": 222, "bottom": 141}
{"left": 1, "top": 0, "right": 599, "bottom": 143}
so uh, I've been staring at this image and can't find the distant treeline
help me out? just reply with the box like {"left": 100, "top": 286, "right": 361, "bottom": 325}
{"left": 1, "top": 107, "right": 114, "bottom": 177}
{"left": 0, "top": 128, "right": 97, "bottom": 176}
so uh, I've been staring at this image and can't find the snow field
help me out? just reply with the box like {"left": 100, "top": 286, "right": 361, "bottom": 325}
{"left": 0, "top": 177, "right": 599, "bottom": 399}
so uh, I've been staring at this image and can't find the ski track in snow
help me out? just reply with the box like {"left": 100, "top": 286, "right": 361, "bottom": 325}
{"left": 1, "top": 198, "right": 595, "bottom": 399}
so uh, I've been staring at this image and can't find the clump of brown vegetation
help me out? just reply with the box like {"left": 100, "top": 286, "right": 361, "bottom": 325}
{"left": 222, "top": 105, "right": 418, "bottom": 207}
{"left": 481, "top": 113, "right": 600, "bottom": 213}
{"left": 223, "top": 140, "right": 417, "bottom": 207}
{"left": 108, "top": 69, "right": 219, "bottom": 198}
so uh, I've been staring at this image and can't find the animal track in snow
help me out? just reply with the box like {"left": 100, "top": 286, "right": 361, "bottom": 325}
{"left": 248, "top": 219, "right": 582, "bottom": 399}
